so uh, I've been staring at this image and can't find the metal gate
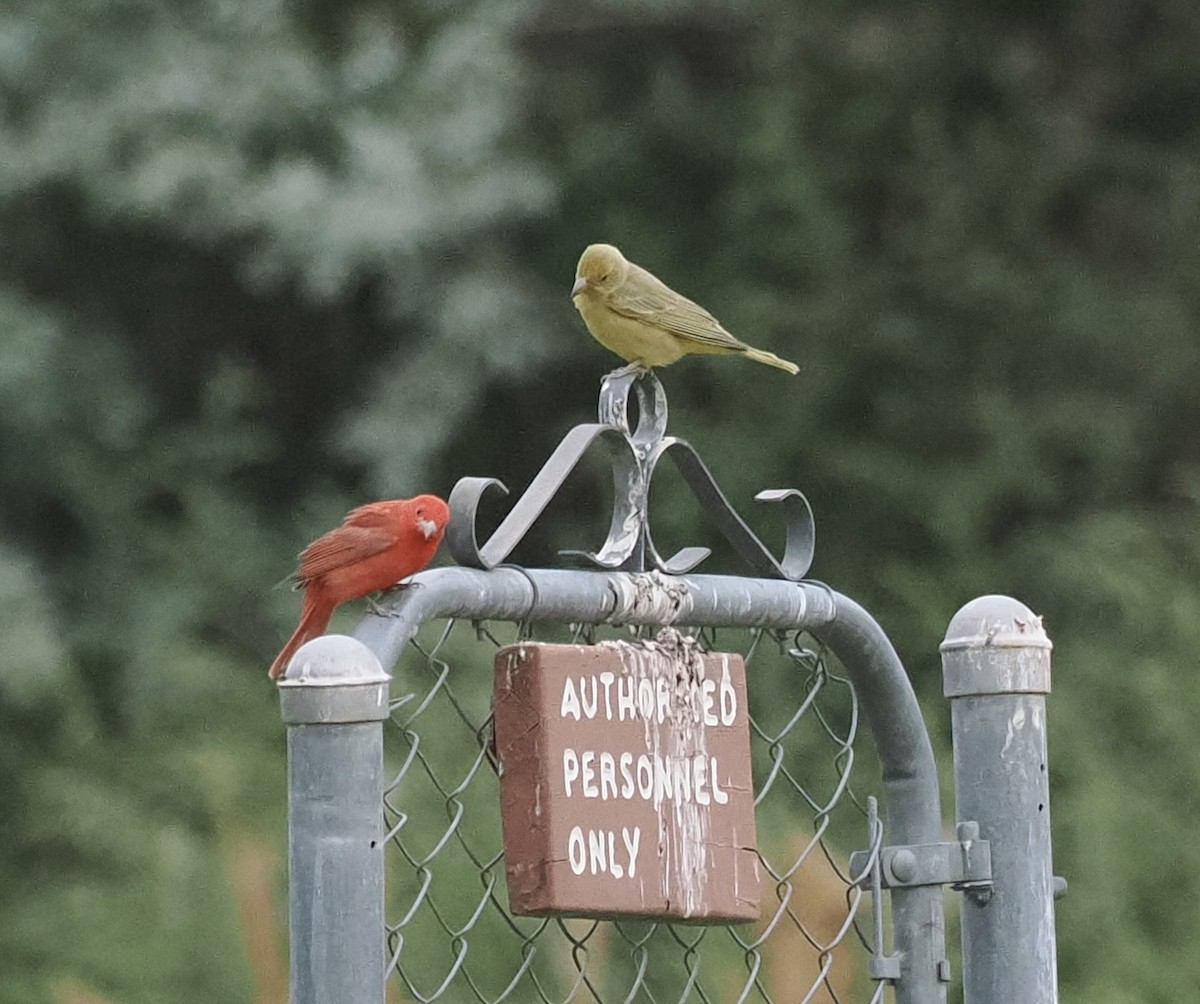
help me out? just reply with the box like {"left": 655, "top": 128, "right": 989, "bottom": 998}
{"left": 278, "top": 372, "right": 1059, "bottom": 1004}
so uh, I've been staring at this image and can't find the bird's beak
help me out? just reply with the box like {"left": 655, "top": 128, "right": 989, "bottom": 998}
{"left": 417, "top": 516, "right": 439, "bottom": 540}
{"left": 570, "top": 276, "right": 588, "bottom": 299}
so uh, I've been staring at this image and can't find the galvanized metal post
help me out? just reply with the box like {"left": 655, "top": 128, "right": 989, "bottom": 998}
{"left": 279, "top": 635, "right": 390, "bottom": 1004}
{"left": 941, "top": 596, "right": 1057, "bottom": 1004}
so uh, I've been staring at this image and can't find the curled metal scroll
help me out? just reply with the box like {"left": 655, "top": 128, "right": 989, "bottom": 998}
{"left": 447, "top": 424, "right": 642, "bottom": 570}
{"left": 447, "top": 369, "right": 815, "bottom": 580}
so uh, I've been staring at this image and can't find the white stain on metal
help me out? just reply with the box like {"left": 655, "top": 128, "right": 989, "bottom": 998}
{"left": 1000, "top": 704, "right": 1027, "bottom": 759}
{"left": 612, "top": 570, "right": 688, "bottom": 624}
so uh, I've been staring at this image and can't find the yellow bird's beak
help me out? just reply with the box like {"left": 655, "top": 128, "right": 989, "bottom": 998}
{"left": 570, "top": 276, "right": 588, "bottom": 298}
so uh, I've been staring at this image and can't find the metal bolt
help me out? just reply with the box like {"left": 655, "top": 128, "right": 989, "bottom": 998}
{"left": 890, "top": 848, "right": 918, "bottom": 883}
{"left": 937, "top": 959, "right": 952, "bottom": 983}
{"left": 956, "top": 820, "right": 980, "bottom": 842}
{"left": 1053, "top": 876, "right": 1068, "bottom": 900}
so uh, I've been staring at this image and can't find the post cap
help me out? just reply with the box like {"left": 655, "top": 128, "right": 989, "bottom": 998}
{"left": 941, "top": 595, "right": 1052, "bottom": 697}
{"left": 277, "top": 634, "right": 390, "bottom": 687}
{"left": 277, "top": 636, "right": 392, "bottom": 725}
{"left": 940, "top": 595, "right": 1052, "bottom": 653}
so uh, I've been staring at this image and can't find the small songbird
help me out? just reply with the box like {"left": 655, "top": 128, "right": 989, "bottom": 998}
{"left": 570, "top": 243, "right": 798, "bottom": 374}
{"left": 268, "top": 495, "right": 450, "bottom": 679}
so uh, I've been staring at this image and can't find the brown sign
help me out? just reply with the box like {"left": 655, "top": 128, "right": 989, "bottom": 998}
{"left": 494, "top": 634, "right": 760, "bottom": 922}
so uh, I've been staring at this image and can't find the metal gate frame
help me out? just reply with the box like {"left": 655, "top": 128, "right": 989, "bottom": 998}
{"left": 277, "top": 371, "right": 1059, "bottom": 1004}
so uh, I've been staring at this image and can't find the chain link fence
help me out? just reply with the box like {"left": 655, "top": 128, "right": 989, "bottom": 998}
{"left": 283, "top": 571, "right": 1058, "bottom": 1004}
{"left": 381, "top": 616, "right": 887, "bottom": 1004}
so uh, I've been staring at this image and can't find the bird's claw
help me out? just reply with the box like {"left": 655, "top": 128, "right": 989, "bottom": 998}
{"left": 607, "top": 361, "right": 650, "bottom": 380}
{"left": 366, "top": 580, "right": 425, "bottom": 618}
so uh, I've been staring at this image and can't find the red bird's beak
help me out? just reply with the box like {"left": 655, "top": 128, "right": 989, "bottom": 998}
{"left": 417, "top": 516, "right": 440, "bottom": 540}
{"left": 570, "top": 276, "right": 588, "bottom": 298}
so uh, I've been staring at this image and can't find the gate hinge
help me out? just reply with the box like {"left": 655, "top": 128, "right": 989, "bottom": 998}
{"left": 851, "top": 822, "right": 993, "bottom": 894}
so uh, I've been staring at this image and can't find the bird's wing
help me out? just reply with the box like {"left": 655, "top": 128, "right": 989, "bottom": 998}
{"left": 607, "top": 264, "right": 748, "bottom": 350}
{"left": 296, "top": 504, "right": 400, "bottom": 579}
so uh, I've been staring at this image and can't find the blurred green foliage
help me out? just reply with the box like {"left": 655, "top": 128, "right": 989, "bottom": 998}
{"left": 1, "top": 0, "right": 1198, "bottom": 1000}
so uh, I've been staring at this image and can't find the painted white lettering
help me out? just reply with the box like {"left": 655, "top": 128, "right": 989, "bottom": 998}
{"left": 637, "top": 678, "right": 655, "bottom": 719}
{"left": 702, "top": 678, "right": 718, "bottom": 726}
{"left": 581, "top": 751, "right": 598, "bottom": 798}
{"left": 568, "top": 827, "right": 586, "bottom": 874}
{"left": 581, "top": 676, "right": 599, "bottom": 719}
{"left": 560, "top": 678, "right": 580, "bottom": 720}
{"left": 607, "top": 830, "right": 623, "bottom": 878}
{"left": 619, "top": 751, "right": 635, "bottom": 799}
{"left": 636, "top": 754, "right": 654, "bottom": 799}
{"left": 622, "top": 826, "right": 641, "bottom": 878}
{"left": 720, "top": 666, "right": 737, "bottom": 726}
{"left": 588, "top": 828, "right": 607, "bottom": 874}
{"left": 564, "top": 750, "right": 730, "bottom": 807}
{"left": 563, "top": 748, "right": 579, "bottom": 797}
{"left": 599, "top": 671, "right": 615, "bottom": 720}
{"left": 711, "top": 757, "right": 729, "bottom": 805}
{"left": 673, "top": 756, "right": 692, "bottom": 803}
{"left": 656, "top": 676, "right": 670, "bottom": 724}
{"left": 617, "top": 675, "right": 636, "bottom": 721}
{"left": 693, "top": 755, "right": 710, "bottom": 805}
{"left": 654, "top": 754, "right": 674, "bottom": 802}
{"left": 599, "top": 751, "right": 617, "bottom": 800}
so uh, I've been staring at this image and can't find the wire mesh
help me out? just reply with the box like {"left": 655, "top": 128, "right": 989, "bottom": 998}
{"left": 383, "top": 617, "right": 889, "bottom": 1004}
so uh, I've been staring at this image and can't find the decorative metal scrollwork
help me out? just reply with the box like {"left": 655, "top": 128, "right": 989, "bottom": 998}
{"left": 446, "top": 369, "right": 815, "bottom": 580}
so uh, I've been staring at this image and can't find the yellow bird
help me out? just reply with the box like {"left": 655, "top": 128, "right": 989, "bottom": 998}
{"left": 570, "top": 243, "right": 798, "bottom": 374}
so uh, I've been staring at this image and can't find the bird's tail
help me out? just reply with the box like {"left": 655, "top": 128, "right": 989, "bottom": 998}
{"left": 268, "top": 594, "right": 334, "bottom": 679}
{"left": 743, "top": 347, "right": 799, "bottom": 375}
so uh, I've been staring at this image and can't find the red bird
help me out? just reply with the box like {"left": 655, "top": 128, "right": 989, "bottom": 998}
{"left": 269, "top": 495, "right": 450, "bottom": 679}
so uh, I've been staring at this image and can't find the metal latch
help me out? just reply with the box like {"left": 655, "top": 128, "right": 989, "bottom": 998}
{"left": 851, "top": 821, "right": 993, "bottom": 901}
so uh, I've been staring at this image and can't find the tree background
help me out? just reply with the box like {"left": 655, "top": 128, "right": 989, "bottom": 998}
{"left": 2, "top": 0, "right": 1198, "bottom": 1000}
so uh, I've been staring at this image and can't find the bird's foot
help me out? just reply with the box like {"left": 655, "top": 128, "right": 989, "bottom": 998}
{"left": 367, "top": 581, "right": 424, "bottom": 617}
{"left": 606, "top": 360, "right": 650, "bottom": 380}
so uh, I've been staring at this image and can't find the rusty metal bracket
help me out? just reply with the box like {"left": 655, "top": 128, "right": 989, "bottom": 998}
{"left": 447, "top": 368, "right": 815, "bottom": 579}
